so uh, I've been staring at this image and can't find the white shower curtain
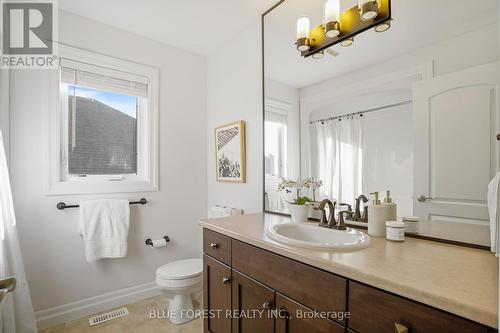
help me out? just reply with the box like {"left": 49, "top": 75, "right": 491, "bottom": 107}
{"left": 310, "top": 116, "right": 363, "bottom": 205}
{"left": 0, "top": 131, "right": 37, "bottom": 333}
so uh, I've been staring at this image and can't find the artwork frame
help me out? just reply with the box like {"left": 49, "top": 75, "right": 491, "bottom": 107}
{"left": 215, "top": 120, "right": 246, "bottom": 183}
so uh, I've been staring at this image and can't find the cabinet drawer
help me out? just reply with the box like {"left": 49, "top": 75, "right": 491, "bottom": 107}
{"left": 232, "top": 240, "right": 347, "bottom": 325}
{"left": 203, "top": 229, "right": 232, "bottom": 265}
{"left": 349, "top": 281, "right": 490, "bottom": 333}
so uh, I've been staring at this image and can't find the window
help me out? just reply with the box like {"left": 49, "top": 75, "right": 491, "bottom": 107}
{"left": 46, "top": 45, "right": 159, "bottom": 194}
{"left": 265, "top": 111, "right": 287, "bottom": 178}
{"left": 264, "top": 98, "right": 290, "bottom": 211}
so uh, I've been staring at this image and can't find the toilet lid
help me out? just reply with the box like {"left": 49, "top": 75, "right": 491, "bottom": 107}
{"left": 156, "top": 259, "right": 203, "bottom": 280}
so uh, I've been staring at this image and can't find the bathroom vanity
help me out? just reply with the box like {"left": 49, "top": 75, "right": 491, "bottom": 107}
{"left": 200, "top": 213, "right": 498, "bottom": 333}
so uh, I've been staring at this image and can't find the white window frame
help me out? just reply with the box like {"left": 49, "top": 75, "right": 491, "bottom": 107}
{"left": 45, "top": 45, "right": 159, "bottom": 195}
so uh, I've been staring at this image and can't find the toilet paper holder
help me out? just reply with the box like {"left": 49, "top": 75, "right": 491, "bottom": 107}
{"left": 145, "top": 236, "right": 170, "bottom": 246}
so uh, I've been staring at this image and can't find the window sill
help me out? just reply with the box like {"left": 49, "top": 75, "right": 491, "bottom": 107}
{"left": 44, "top": 179, "right": 158, "bottom": 196}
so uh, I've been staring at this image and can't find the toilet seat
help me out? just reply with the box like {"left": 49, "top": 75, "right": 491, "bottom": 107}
{"left": 156, "top": 259, "right": 202, "bottom": 280}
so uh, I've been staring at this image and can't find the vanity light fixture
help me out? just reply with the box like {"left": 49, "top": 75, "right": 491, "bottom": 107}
{"left": 358, "top": 0, "right": 380, "bottom": 21}
{"left": 295, "top": 0, "right": 391, "bottom": 58}
{"left": 324, "top": 0, "right": 341, "bottom": 38}
{"left": 340, "top": 37, "right": 354, "bottom": 47}
{"left": 296, "top": 16, "right": 311, "bottom": 51}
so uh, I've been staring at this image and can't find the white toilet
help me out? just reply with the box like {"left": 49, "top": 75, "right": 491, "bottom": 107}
{"left": 155, "top": 258, "right": 203, "bottom": 325}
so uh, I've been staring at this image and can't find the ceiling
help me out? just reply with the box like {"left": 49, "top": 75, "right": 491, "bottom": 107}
{"left": 59, "top": 0, "right": 278, "bottom": 56}
{"left": 265, "top": 0, "right": 499, "bottom": 88}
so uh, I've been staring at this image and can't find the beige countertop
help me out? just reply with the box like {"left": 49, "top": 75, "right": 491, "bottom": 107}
{"left": 199, "top": 213, "right": 499, "bottom": 328}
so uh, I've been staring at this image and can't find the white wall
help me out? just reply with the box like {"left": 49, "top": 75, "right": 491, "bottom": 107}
{"left": 9, "top": 10, "right": 207, "bottom": 314}
{"left": 206, "top": 20, "right": 263, "bottom": 213}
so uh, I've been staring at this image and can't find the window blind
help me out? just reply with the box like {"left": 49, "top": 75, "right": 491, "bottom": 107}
{"left": 60, "top": 58, "right": 148, "bottom": 98}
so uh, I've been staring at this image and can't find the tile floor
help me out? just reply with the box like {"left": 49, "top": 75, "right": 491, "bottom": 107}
{"left": 40, "top": 295, "right": 202, "bottom": 333}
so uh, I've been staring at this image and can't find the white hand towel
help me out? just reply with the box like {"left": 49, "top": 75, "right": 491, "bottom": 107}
{"left": 79, "top": 199, "right": 130, "bottom": 262}
{"left": 487, "top": 172, "right": 500, "bottom": 256}
{"left": 208, "top": 206, "right": 232, "bottom": 218}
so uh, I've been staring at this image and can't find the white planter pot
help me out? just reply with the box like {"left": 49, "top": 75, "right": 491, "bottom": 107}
{"left": 288, "top": 204, "right": 311, "bottom": 223}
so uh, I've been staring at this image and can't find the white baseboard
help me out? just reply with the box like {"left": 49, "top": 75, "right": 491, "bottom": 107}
{"left": 35, "top": 281, "right": 161, "bottom": 330}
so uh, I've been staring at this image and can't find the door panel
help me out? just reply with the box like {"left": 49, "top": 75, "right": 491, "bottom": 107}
{"left": 204, "top": 255, "right": 232, "bottom": 333}
{"left": 232, "top": 270, "right": 275, "bottom": 333}
{"left": 430, "top": 86, "right": 492, "bottom": 201}
{"left": 275, "top": 293, "right": 344, "bottom": 333}
{"left": 413, "top": 62, "right": 499, "bottom": 238}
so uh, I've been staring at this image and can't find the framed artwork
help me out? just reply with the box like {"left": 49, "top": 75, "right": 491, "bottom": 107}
{"left": 215, "top": 120, "right": 246, "bottom": 183}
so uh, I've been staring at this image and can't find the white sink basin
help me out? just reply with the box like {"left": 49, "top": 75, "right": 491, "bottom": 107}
{"left": 266, "top": 223, "right": 370, "bottom": 250}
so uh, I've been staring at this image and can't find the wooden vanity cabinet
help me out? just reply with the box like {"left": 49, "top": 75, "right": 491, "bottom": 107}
{"left": 231, "top": 239, "right": 347, "bottom": 325}
{"left": 203, "top": 229, "right": 495, "bottom": 333}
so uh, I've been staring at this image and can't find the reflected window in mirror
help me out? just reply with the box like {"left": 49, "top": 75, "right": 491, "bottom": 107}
{"left": 265, "top": 104, "right": 290, "bottom": 212}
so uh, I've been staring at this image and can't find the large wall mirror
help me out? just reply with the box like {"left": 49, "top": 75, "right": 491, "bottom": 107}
{"left": 263, "top": 0, "right": 499, "bottom": 247}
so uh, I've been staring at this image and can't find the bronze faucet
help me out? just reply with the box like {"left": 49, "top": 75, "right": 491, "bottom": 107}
{"left": 314, "top": 199, "right": 337, "bottom": 228}
{"left": 354, "top": 195, "right": 369, "bottom": 222}
{"left": 337, "top": 210, "right": 354, "bottom": 231}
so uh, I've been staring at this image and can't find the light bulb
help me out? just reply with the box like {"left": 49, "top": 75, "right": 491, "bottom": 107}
{"left": 296, "top": 17, "right": 311, "bottom": 51}
{"left": 324, "top": 0, "right": 341, "bottom": 38}
{"left": 358, "top": 0, "right": 379, "bottom": 21}
{"left": 374, "top": 21, "right": 391, "bottom": 32}
{"left": 340, "top": 37, "right": 354, "bottom": 47}
{"left": 312, "top": 51, "right": 324, "bottom": 59}
{"left": 296, "top": 17, "right": 310, "bottom": 40}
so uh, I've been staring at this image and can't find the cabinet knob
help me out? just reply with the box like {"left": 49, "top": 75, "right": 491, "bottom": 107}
{"left": 210, "top": 243, "right": 219, "bottom": 249}
{"left": 394, "top": 323, "right": 408, "bottom": 333}
{"left": 262, "top": 301, "right": 273, "bottom": 310}
{"left": 222, "top": 277, "right": 231, "bottom": 285}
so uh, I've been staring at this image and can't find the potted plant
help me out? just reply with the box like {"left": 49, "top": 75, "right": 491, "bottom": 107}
{"left": 304, "top": 178, "right": 323, "bottom": 219}
{"left": 277, "top": 178, "right": 313, "bottom": 223}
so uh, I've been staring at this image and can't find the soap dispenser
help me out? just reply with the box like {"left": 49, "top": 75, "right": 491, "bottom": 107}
{"left": 383, "top": 190, "right": 397, "bottom": 221}
{"left": 368, "top": 192, "right": 388, "bottom": 237}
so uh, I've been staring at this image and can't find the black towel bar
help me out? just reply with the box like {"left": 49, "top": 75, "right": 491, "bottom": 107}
{"left": 56, "top": 198, "right": 147, "bottom": 210}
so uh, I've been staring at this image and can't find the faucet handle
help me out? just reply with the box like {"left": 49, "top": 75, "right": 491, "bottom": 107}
{"left": 338, "top": 203, "right": 353, "bottom": 212}
{"left": 337, "top": 210, "right": 354, "bottom": 231}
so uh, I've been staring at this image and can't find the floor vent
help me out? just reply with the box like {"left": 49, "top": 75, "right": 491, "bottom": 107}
{"left": 88, "top": 307, "right": 129, "bottom": 326}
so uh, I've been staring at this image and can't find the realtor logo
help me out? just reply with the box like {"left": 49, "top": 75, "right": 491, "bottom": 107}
{"left": 1, "top": 0, "right": 58, "bottom": 68}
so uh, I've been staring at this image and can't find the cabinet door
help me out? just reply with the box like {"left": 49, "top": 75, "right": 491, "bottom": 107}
{"left": 232, "top": 270, "right": 275, "bottom": 333}
{"left": 275, "top": 293, "right": 345, "bottom": 333}
{"left": 204, "top": 255, "right": 232, "bottom": 333}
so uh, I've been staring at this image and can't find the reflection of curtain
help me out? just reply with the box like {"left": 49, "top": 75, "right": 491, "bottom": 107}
{"left": 0, "top": 131, "right": 37, "bottom": 333}
{"left": 310, "top": 116, "right": 363, "bottom": 204}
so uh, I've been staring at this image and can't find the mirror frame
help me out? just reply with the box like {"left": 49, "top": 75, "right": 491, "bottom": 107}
{"left": 260, "top": 0, "right": 490, "bottom": 250}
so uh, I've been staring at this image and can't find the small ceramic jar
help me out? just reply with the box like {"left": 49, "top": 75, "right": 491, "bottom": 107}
{"left": 402, "top": 216, "right": 419, "bottom": 234}
{"left": 386, "top": 220, "right": 405, "bottom": 242}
